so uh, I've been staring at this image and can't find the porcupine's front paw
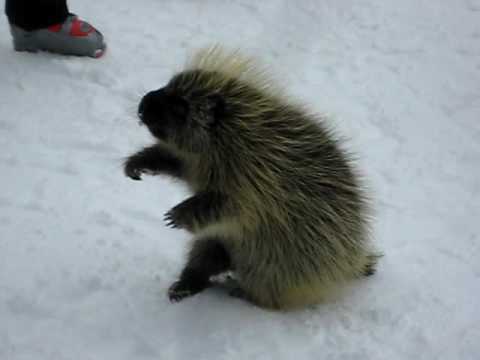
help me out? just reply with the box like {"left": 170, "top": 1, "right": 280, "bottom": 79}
{"left": 124, "top": 157, "right": 145, "bottom": 181}
{"left": 164, "top": 201, "right": 195, "bottom": 231}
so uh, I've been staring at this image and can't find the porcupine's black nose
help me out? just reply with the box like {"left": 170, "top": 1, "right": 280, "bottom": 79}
{"left": 138, "top": 88, "right": 168, "bottom": 125}
{"left": 137, "top": 95, "right": 147, "bottom": 123}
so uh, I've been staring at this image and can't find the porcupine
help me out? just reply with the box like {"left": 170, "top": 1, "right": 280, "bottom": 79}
{"left": 124, "top": 46, "right": 380, "bottom": 310}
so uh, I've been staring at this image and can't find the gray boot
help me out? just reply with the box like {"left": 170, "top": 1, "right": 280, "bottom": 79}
{"left": 10, "top": 14, "right": 106, "bottom": 58}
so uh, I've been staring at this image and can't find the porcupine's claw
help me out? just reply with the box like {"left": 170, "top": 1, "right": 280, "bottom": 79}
{"left": 168, "top": 280, "right": 204, "bottom": 302}
{"left": 168, "top": 282, "right": 192, "bottom": 302}
{"left": 163, "top": 212, "right": 173, "bottom": 227}
{"left": 164, "top": 201, "right": 196, "bottom": 231}
{"left": 163, "top": 210, "right": 179, "bottom": 228}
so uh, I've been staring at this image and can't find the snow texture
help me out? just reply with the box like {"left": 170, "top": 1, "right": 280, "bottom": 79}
{"left": 1, "top": 0, "right": 479, "bottom": 359}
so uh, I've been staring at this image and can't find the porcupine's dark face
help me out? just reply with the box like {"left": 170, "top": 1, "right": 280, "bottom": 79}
{"left": 137, "top": 88, "right": 189, "bottom": 142}
{"left": 137, "top": 76, "right": 225, "bottom": 153}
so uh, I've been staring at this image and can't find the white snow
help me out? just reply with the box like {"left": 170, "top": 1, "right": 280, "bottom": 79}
{"left": 1, "top": 0, "right": 479, "bottom": 359}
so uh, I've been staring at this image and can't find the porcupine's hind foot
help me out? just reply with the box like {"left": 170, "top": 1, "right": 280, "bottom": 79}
{"left": 228, "top": 287, "right": 252, "bottom": 301}
{"left": 218, "top": 274, "right": 251, "bottom": 301}
{"left": 168, "top": 237, "right": 231, "bottom": 303}
{"left": 221, "top": 276, "right": 276, "bottom": 308}
{"left": 168, "top": 273, "right": 209, "bottom": 302}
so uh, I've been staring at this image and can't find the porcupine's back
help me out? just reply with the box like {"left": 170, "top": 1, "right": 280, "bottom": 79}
{"left": 225, "top": 104, "right": 374, "bottom": 308}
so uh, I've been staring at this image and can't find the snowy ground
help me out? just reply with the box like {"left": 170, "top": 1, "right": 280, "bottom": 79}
{"left": 1, "top": 0, "right": 479, "bottom": 359}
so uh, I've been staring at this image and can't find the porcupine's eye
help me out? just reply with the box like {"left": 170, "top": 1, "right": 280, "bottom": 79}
{"left": 167, "top": 95, "right": 190, "bottom": 125}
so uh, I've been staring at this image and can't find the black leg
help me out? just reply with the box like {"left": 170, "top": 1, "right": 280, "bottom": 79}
{"left": 169, "top": 237, "right": 231, "bottom": 302}
{"left": 124, "top": 145, "right": 183, "bottom": 180}
{"left": 164, "top": 191, "right": 227, "bottom": 232}
{"left": 6, "top": 0, "right": 69, "bottom": 31}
